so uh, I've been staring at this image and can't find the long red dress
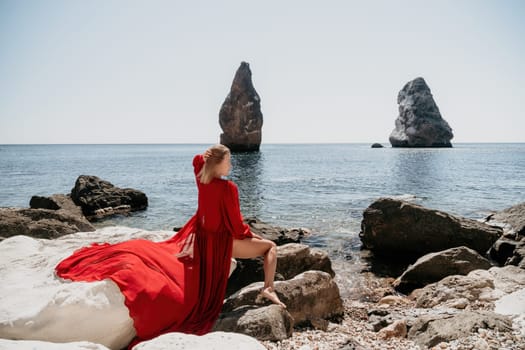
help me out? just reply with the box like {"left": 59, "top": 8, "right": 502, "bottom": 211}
{"left": 55, "top": 154, "right": 252, "bottom": 346}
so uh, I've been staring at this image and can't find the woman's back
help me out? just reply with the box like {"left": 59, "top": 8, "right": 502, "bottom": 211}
{"left": 196, "top": 178, "right": 228, "bottom": 233}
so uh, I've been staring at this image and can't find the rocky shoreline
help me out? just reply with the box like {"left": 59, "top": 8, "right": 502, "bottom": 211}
{"left": 259, "top": 200, "right": 525, "bottom": 350}
{"left": 262, "top": 270, "right": 524, "bottom": 350}
{"left": 1, "top": 176, "right": 524, "bottom": 349}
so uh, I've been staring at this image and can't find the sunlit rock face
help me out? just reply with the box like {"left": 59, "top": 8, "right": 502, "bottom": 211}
{"left": 389, "top": 77, "right": 453, "bottom": 147}
{"left": 219, "top": 62, "right": 263, "bottom": 152}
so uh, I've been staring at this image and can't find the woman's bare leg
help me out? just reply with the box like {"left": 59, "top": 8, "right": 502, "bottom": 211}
{"left": 232, "top": 238, "right": 285, "bottom": 308}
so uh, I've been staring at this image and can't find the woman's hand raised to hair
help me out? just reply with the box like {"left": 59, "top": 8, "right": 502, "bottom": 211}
{"left": 203, "top": 150, "right": 212, "bottom": 161}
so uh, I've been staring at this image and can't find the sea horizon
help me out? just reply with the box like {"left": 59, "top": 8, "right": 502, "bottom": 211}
{"left": 1, "top": 141, "right": 524, "bottom": 146}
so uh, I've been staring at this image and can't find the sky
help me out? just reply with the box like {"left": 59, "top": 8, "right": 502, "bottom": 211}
{"left": 0, "top": 0, "right": 524, "bottom": 144}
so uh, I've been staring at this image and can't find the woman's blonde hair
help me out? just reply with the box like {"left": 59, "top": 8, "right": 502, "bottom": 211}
{"left": 198, "top": 144, "right": 231, "bottom": 184}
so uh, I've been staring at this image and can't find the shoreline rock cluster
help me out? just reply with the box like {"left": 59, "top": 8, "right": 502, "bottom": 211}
{"left": 0, "top": 175, "right": 148, "bottom": 240}
{"left": 256, "top": 198, "right": 524, "bottom": 350}
{"left": 350, "top": 198, "right": 525, "bottom": 349}
{"left": 1, "top": 176, "right": 524, "bottom": 349}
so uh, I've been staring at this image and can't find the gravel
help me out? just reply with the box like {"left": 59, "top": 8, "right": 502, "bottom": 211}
{"left": 261, "top": 261, "right": 525, "bottom": 350}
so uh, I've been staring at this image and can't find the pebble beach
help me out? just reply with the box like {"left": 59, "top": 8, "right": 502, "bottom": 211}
{"left": 263, "top": 270, "right": 525, "bottom": 350}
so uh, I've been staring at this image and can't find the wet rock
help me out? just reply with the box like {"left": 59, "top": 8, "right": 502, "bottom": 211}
{"left": 371, "top": 143, "right": 384, "bottom": 148}
{"left": 71, "top": 175, "right": 148, "bottom": 219}
{"left": 389, "top": 77, "right": 453, "bottom": 147}
{"left": 359, "top": 198, "right": 502, "bottom": 258}
{"left": 219, "top": 62, "right": 263, "bottom": 152}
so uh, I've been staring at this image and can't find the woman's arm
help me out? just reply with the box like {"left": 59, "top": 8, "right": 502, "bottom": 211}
{"left": 193, "top": 150, "right": 213, "bottom": 177}
{"left": 193, "top": 154, "right": 204, "bottom": 176}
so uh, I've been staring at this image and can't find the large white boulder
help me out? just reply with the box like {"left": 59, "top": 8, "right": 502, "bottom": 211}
{"left": 132, "top": 331, "right": 265, "bottom": 350}
{"left": 0, "top": 227, "right": 172, "bottom": 350}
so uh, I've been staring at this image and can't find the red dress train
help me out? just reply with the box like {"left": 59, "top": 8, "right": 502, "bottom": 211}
{"left": 55, "top": 154, "right": 252, "bottom": 346}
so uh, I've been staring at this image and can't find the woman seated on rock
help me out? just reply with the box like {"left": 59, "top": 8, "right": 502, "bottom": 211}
{"left": 55, "top": 144, "right": 285, "bottom": 348}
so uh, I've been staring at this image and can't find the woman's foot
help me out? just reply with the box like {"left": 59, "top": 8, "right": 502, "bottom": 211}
{"left": 260, "top": 286, "right": 286, "bottom": 308}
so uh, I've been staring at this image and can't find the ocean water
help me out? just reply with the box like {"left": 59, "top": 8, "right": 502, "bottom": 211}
{"left": 1, "top": 143, "right": 524, "bottom": 260}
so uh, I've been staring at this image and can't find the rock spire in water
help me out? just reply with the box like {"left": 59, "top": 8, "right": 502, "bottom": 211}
{"left": 219, "top": 62, "right": 263, "bottom": 152}
{"left": 389, "top": 77, "right": 453, "bottom": 147}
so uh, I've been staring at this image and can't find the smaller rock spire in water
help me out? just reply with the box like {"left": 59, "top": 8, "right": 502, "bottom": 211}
{"left": 389, "top": 77, "right": 453, "bottom": 147}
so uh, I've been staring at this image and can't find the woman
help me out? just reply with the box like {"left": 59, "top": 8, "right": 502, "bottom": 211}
{"left": 56, "top": 144, "right": 284, "bottom": 347}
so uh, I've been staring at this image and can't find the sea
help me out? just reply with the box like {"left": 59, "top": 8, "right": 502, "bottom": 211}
{"left": 1, "top": 143, "right": 524, "bottom": 264}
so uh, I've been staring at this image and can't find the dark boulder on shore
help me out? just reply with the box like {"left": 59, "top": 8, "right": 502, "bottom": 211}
{"left": 244, "top": 217, "right": 309, "bottom": 245}
{"left": 0, "top": 207, "right": 95, "bottom": 239}
{"left": 371, "top": 143, "right": 384, "bottom": 148}
{"left": 1, "top": 193, "right": 96, "bottom": 240}
{"left": 490, "top": 238, "right": 525, "bottom": 269}
{"left": 389, "top": 77, "right": 453, "bottom": 147}
{"left": 393, "top": 246, "right": 491, "bottom": 293}
{"left": 485, "top": 202, "right": 525, "bottom": 269}
{"left": 219, "top": 62, "right": 263, "bottom": 152}
{"left": 71, "top": 175, "right": 148, "bottom": 219}
{"left": 485, "top": 202, "right": 525, "bottom": 238}
{"left": 30, "top": 194, "right": 84, "bottom": 217}
{"left": 359, "top": 198, "right": 502, "bottom": 258}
